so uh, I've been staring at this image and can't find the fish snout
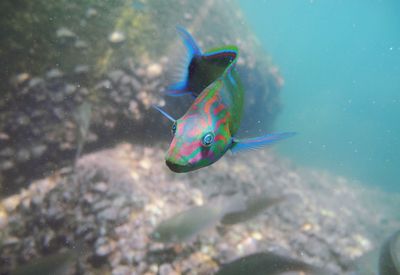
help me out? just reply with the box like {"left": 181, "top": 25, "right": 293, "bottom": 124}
{"left": 165, "top": 160, "right": 193, "bottom": 173}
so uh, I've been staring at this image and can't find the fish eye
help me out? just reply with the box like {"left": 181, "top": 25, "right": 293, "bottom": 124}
{"left": 171, "top": 122, "right": 177, "bottom": 135}
{"left": 201, "top": 132, "right": 215, "bottom": 147}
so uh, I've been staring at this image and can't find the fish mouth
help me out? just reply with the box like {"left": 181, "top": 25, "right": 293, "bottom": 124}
{"left": 165, "top": 160, "right": 194, "bottom": 173}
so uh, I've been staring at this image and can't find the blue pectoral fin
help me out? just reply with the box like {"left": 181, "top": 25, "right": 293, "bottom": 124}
{"left": 152, "top": 105, "right": 176, "bottom": 122}
{"left": 230, "top": 132, "right": 296, "bottom": 153}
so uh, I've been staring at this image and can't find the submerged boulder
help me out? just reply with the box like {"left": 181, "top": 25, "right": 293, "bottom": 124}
{"left": 1, "top": 144, "right": 399, "bottom": 274}
{"left": 0, "top": 0, "right": 283, "bottom": 194}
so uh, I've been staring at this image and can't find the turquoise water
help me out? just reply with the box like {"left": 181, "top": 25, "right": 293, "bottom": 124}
{"left": 239, "top": 0, "right": 400, "bottom": 192}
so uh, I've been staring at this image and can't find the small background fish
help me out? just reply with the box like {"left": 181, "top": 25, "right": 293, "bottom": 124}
{"left": 150, "top": 195, "right": 245, "bottom": 243}
{"left": 215, "top": 251, "right": 329, "bottom": 275}
{"left": 10, "top": 249, "right": 78, "bottom": 275}
{"left": 220, "top": 194, "right": 285, "bottom": 225}
{"left": 73, "top": 102, "right": 92, "bottom": 163}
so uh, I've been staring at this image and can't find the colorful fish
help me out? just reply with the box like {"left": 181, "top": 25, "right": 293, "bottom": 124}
{"left": 155, "top": 27, "right": 295, "bottom": 173}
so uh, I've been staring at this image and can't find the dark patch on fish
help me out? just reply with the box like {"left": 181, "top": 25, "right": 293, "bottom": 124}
{"left": 215, "top": 251, "right": 328, "bottom": 275}
{"left": 379, "top": 230, "right": 400, "bottom": 275}
{"left": 10, "top": 249, "right": 77, "bottom": 275}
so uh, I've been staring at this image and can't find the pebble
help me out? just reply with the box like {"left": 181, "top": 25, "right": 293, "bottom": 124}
{"left": 129, "top": 77, "right": 142, "bottom": 91}
{"left": 139, "top": 159, "right": 151, "bottom": 170}
{"left": 16, "top": 149, "right": 30, "bottom": 162}
{"left": 46, "top": 68, "right": 63, "bottom": 79}
{"left": 146, "top": 63, "right": 163, "bottom": 79}
{"left": 74, "top": 40, "right": 88, "bottom": 49}
{"left": 95, "top": 80, "right": 112, "bottom": 90}
{"left": 92, "top": 200, "right": 109, "bottom": 212}
{"left": 11, "top": 73, "right": 30, "bottom": 86}
{"left": 2, "top": 236, "right": 19, "bottom": 246}
{"left": 97, "top": 208, "right": 119, "bottom": 221}
{"left": 31, "top": 145, "right": 47, "bottom": 158}
{"left": 28, "top": 77, "right": 44, "bottom": 88}
{"left": 2, "top": 196, "right": 20, "bottom": 212}
{"left": 128, "top": 101, "right": 141, "bottom": 119}
{"left": 0, "top": 209, "right": 8, "bottom": 229}
{"left": 109, "top": 31, "right": 126, "bottom": 44}
{"left": 108, "top": 70, "right": 125, "bottom": 84}
{"left": 136, "top": 91, "right": 152, "bottom": 109}
{"left": 0, "top": 148, "right": 14, "bottom": 157}
{"left": 0, "top": 132, "right": 10, "bottom": 140}
{"left": 183, "top": 12, "right": 193, "bottom": 20}
{"left": 120, "top": 75, "right": 132, "bottom": 86}
{"left": 95, "top": 240, "right": 115, "bottom": 257}
{"left": 74, "top": 65, "right": 90, "bottom": 75}
{"left": 112, "top": 265, "right": 132, "bottom": 275}
{"left": 159, "top": 263, "right": 178, "bottom": 275}
{"left": 86, "top": 8, "right": 98, "bottom": 18}
{"left": 93, "top": 182, "right": 108, "bottom": 193}
{"left": 56, "top": 27, "right": 76, "bottom": 38}
{"left": 1, "top": 160, "right": 14, "bottom": 170}
{"left": 148, "top": 264, "right": 158, "bottom": 273}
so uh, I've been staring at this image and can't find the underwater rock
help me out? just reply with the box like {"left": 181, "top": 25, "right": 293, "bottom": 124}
{"left": 1, "top": 0, "right": 284, "bottom": 197}
{"left": 0, "top": 144, "right": 399, "bottom": 274}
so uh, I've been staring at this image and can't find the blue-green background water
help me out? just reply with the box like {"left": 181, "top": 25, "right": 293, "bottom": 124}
{"left": 239, "top": 0, "right": 400, "bottom": 192}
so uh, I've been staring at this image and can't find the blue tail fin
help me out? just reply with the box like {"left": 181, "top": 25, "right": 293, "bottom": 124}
{"left": 230, "top": 132, "right": 296, "bottom": 153}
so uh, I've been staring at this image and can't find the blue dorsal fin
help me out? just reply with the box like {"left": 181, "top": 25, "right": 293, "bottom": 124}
{"left": 176, "top": 25, "right": 202, "bottom": 56}
{"left": 230, "top": 132, "right": 296, "bottom": 153}
{"left": 165, "top": 26, "right": 202, "bottom": 97}
{"left": 152, "top": 105, "right": 176, "bottom": 122}
{"left": 203, "top": 47, "right": 238, "bottom": 65}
